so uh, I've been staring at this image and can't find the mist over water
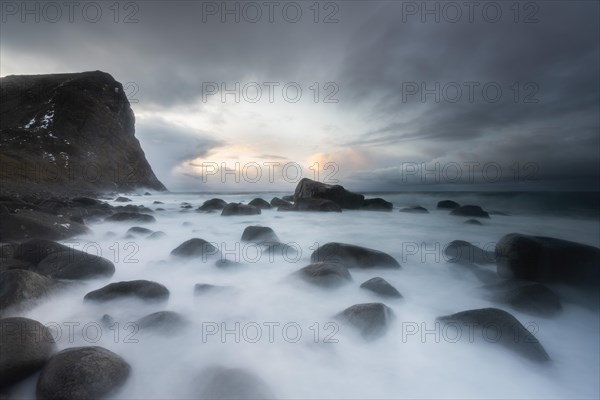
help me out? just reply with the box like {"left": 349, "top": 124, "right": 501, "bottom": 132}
{"left": 9, "top": 191, "right": 600, "bottom": 399}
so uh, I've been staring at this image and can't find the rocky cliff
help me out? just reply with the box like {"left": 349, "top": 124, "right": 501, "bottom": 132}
{"left": 0, "top": 71, "right": 166, "bottom": 195}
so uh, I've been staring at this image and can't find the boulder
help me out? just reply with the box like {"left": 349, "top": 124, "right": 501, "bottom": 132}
{"left": 0, "top": 211, "right": 90, "bottom": 242}
{"left": 281, "top": 195, "right": 294, "bottom": 202}
{"left": 335, "top": 303, "right": 395, "bottom": 339}
{"left": 106, "top": 212, "right": 155, "bottom": 223}
{"left": 293, "top": 198, "right": 342, "bottom": 212}
{"left": 360, "top": 277, "right": 402, "bottom": 298}
{"left": 197, "top": 198, "right": 228, "bottom": 212}
{"left": 221, "top": 203, "right": 261, "bottom": 216}
{"left": 241, "top": 226, "right": 279, "bottom": 243}
{"left": 114, "top": 197, "right": 131, "bottom": 203}
{"left": 12, "top": 239, "right": 72, "bottom": 265}
{"left": 495, "top": 233, "right": 600, "bottom": 286}
{"left": 248, "top": 198, "right": 272, "bottom": 209}
{"left": 362, "top": 198, "right": 393, "bottom": 211}
{"left": 293, "top": 178, "right": 364, "bottom": 209}
{"left": 444, "top": 240, "right": 495, "bottom": 265}
{"left": 0, "top": 258, "right": 35, "bottom": 272}
{"left": 84, "top": 280, "right": 169, "bottom": 303}
{"left": 294, "top": 262, "right": 352, "bottom": 288}
{"left": 36, "top": 249, "right": 115, "bottom": 280}
{"left": 436, "top": 308, "right": 550, "bottom": 363}
{"left": 311, "top": 242, "right": 400, "bottom": 269}
{"left": 194, "top": 367, "right": 275, "bottom": 400}
{"left": 36, "top": 346, "right": 130, "bottom": 400}
{"left": 450, "top": 205, "right": 490, "bottom": 218}
{"left": 483, "top": 281, "right": 562, "bottom": 317}
{"left": 135, "top": 311, "right": 188, "bottom": 334}
{"left": 399, "top": 206, "right": 429, "bottom": 214}
{"left": 153, "top": 201, "right": 164, "bottom": 204}
{"left": 0, "top": 270, "right": 56, "bottom": 315}
{"left": 147, "top": 231, "right": 166, "bottom": 240}
{"left": 126, "top": 226, "right": 153, "bottom": 236}
{"left": 437, "top": 200, "right": 460, "bottom": 210}
{"left": 270, "top": 197, "right": 292, "bottom": 207}
{"left": 170, "top": 238, "right": 219, "bottom": 259}
{"left": 194, "top": 284, "right": 234, "bottom": 295}
{"left": 0, "top": 317, "right": 57, "bottom": 388}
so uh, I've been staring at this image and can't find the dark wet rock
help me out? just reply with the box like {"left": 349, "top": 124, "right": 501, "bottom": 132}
{"left": 248, "top": 198, "right": 272, "bottom": 209}
{"left": 0, "top": 258, "right": 35, "bottom": 272}
{"left": 170, "top": 238, "right": 219, "bottom": 259}
{"left": 464, "top": 219, "right": 483, "bottom": 225}
{"left": 221, "top": 203, "right": 261, "bottom": 216}
{"left": 483, "top": 281, "right": 562, "bottom": 317}
{"left": 114, "top": 197, "right": 131, "bottom": 203}
{"left": 436, "top": 308, "right": 550, "bottom": 363}
{"left": 495, "top": 233, "right": 600, "bottom": 286}
{"left": 294, "top": 262, "right": 352, "bottom": 288}
{"left": 135, "top": 311, "right": 188, "bottom": 334}
{"left": 270, "top": 197, "right": 292, "bottom": 207}
{"left": 144, "top": 192, "right": 152, "bottom": 196}
{"left": 153, "top": 201, "right": 164, "bottom": 204}
{"left": 126, "top": 226, "right": 153, "bottom": 236}
{"left": 362, "top": 198, "right": 393, "bottom": 211}
{"left": 106, "top": 212, "right": 155, "bottom": 223}
{"left": 71, "top": 197, "right": 101, "bottom": 207}
{"left": 36, "top": 346, "right": 131, "bottom": 400}
{"left": 399, "top": 206, "right": 429, "bottom": 214}
{"left": 147, "top": 231, "right": 166, "bottom": 240}
{"left": 194, "top": 284, "right": 234, "bottom": 295}
{"left": 180, "top": 202, "right": 193, "bottom": 209}
{"left": 335, "top": 303, "right": 394, "bottom": 340}
{"left": 293, "top": 198, "right": 342, "bottom": 212}
{"left": 450, "top": 205, "right": 490, "bottom": 218}
{"left": 100, "top": 314, "right": 115, "bottom": 328}
{"left": 0, "top": 317, "right": 57, "bottom": 389}
{"left": 37, "top": 249, "right": 115, "bottom": 280}
{"left": 437, "top": 200, "right": 460, "bottom": 210}
{"left": 311, "top": 242, "right": 400, "bottom": 269}
{"left": 0, "top": 210, "right": 90, "bottom": 241}
{"left": 241, "top": 226, "right": 279, "bottom": 243}
{"left": 360, "top": 277, "right": 402, "bottom": 298}
{"left": 0, "top": 270, "right": 56, "bottom": 315}
{"left": 12, "top": 239, "right": 71, "bottom": 265}
{"left": 155, "top": 208, "right": 165, "bottom": 211}
{"left": 445, "top": 240, "right": 495, "bottom": 265}
{"left": 197, "top": 198, "right": 228, "bottom": 212}
{"left": 114, "top": 204, "right": 154, "bottom": 214}
{"left": 282, "top": 195, "right": 294, "bottom": 202}
{"left": 293, "top": 178, "right": 364, "bottom": 209}
{"left": 84, "top": 280, "right": 169, "bottom": 303}
{"left": 194, "top": 367, "right": 275, "bottom": 400}
{"left": 0, "top": 243, "right": 17, "bottom": 259}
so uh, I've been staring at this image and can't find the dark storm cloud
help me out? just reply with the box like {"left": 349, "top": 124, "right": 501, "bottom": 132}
{"left": 1, "top": 0, "right": 598, "bottom": 189}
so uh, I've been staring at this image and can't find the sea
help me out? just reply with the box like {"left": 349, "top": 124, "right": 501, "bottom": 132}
{"left": 8, "top": 191, "right": 600, "bottom": 399}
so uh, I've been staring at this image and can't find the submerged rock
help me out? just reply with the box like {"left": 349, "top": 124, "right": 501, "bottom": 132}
{"left": 36, "top": 346, "right": 131, "bottom": 400}
{"left": 483, "top": 281, "right": 562, "bottom": 317}
{"left": 361, "top": 198, "right": 393, "bottom": 211}
{"left": 311, "top": 243, "right": 400, "bottom": 269}
{"left": 170, "top": 238, "right": 219, "bottom": 259}
{"left": 194, "top": 367, "right": 275, "bottom": 400}
{"left": 84, "top": 280, "right": 170, "bottom": 303}
{"left": 360, "top": 277, "right": 402, "bottom": 298}
{"left": 126, "top": 226, "right": 153, "bottom": 236}
{"left": 336, "top": 303, "right": 395, "bottom": 340}
{"left": 399, "top": 206, "right": 429, "bottom": 214}
{"left": 495, "top": 233, "right": 600, "bottom": 286}
{"left": 450, "top": 205, "right": 490, "bottom": 218}
{"left": 0, "top": 317, "right": 57, "bottom": 389}
{"left": 221, "top": 203, "right": 261, "bottom": 216}
{"left": 464, "top": 219, "right": 483, "bottom": 225}
{"left": 135, "top": 311, "right": 188, "bottom": 334}
{"left": 248, "top": 198, "right": 272, "bottom": 209}
{"left": 294, "top": 262, "right": 353, "bottom": 288}
{"left": 437, "top": 308, "right": 550, "bottom": 363}
{"left": 437, "top": 200, "right": 460, "bottom": 210}
{"left": 114, "top": 197, "right": 131, "bottom": 203}
{"left": 197, "top": 198, "right": 228, "bottom": 212}
{"left": 241, "top": 226, "right": 279, "bottom": 243}
{"left": 444, "top": 240, "right": 495, "bottom": 265}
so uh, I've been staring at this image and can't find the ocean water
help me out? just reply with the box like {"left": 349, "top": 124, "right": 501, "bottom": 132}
{"left": 9, "top": 191, "right": 600, "bottom": 399}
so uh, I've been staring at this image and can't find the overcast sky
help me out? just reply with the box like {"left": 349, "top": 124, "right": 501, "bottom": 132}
{"left": 1, "top": 1, "right": 598, "bottom": 191}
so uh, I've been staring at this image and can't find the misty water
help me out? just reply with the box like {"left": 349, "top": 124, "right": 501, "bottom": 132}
{"left": 10, "top": 192, "right": 600, "bottom": 399}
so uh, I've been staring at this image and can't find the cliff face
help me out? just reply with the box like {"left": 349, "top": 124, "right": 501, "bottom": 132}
{"left": 0, "top": 71, "right": 166, "bottom": 195}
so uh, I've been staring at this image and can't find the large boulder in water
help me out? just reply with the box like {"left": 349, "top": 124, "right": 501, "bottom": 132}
{"left": 270, "top": 197, "right": 292, "bottom": 208}
{"left": 450, "top": 205, "right": 490, "bottom": 218}
{"left": 12, "top": 239, "right": 72, "bottom": 265}
{"left": 495, "top": 233, "right": 600, "bottom": 286}
{"left": 437, "top": 200, "right": 460, "bottom": 210}
{"left": 194, "top": 367, "right": 275, "bottom": 399}
{"left": 197, "top": 198, "right": 228, "bottom": 212}
{"left": 0, "top": 270, "right": 57, "bottom": 315}
{"left": 0, "top": 210, "right": 90, "bottom": 242}
{"left": 36, "top": 249, "right": 115, "bottom": 280}
{"left": 135, "top": 311, "right": 188, "bottom": 334}
{"left": 292, "top": 198, "right": 342, "bottom": 212}
{"left": 294, "top": 262, "right": 353, "bottom": 288}
{"left": 170, "top": 238, "right": 219, "bottom": 259}
{"left": 106, "top": 212, "right": 155, "bottom": 223}
{"left": 399, "top": 206, "right": 429, "bottom": 214}
{"left": 221, "top": 203, "right": 261, "bottom": 216}
{"left": 293, "top": 178, "right": 364, "bottom": 209}
{"left": 311, "top": 242, "right": 400, "bottom": 269}
{"left": 335, "top": 303, "right": 395, "bottom": 340}
{"left": 360, "top": 277, "right": 402, "bottom": 298}
{"left": 84, "top": 280, "right": 170, "bottom": 303}
{"left": 248, "top": 198, "right": 272, "bottom": 209}
{"left": 444, "top": 240, "right": 495, "bottom": 265}
{"left": 36, "top": 346, "right": 131, "bottom": 400}
{"left": 0, "top": 317, "right": 57, "bottom": 389}
{"left": 241, "top": 226, "right": 279, "bottom": 243}
{"left": 361, "top": 198, "right": 393, "bottom": 211}
{"left": 436, "top": 308, "right": 550, "bottom": 363}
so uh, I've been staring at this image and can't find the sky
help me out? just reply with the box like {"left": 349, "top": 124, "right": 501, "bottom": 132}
{"left": 1, "top": 0, "right": 599, "bottom": 192}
